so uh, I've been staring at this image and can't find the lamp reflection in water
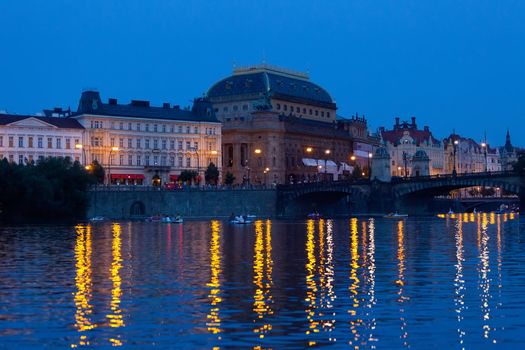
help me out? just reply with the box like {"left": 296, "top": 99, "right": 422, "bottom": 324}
{"left": 454, "top": 214, "right": 466, "bottom": 349}
{"left": 252, "top": 219, "right": 274, "bottom": 343}
{"left": 72, "top": 224, "right": 95, "bottom": 348}
{"left": 396, "top": 220, "right": 409, "bottom": 347}
{"left": 305, "top": 219, "right": 318, "bottom": 345}
{"left": 323, "top": 220, "right": 336, "bottom": 342}
{"left": 478, "top": 213, "right": 494, "bottom": 343}
{"left": 348, "top": 218, "right": 362, "bottom": 346}
{"left": 206, "top": 220, "right": 222, "bottom": 337}
{"left": 364, "top": 218, "right": 377, "bottom": 346}
{"left": 107, "top": 223, "right": 125, "bottom": 346}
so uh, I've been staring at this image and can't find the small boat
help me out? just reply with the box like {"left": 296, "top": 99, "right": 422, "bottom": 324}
{"left": 230, "top": 215, "right": 253, "bottom": 224}
{"left": 307, "top": 212, "right": 322, "bottom": 219}
{"left": 384, "top": 213, "right": 408, "bottom": 218}
{"left": 89, "top": 216, "right": 106, "bottom": 222}
{"left": 145, "top": 215, "right": 162, "bottom": 222}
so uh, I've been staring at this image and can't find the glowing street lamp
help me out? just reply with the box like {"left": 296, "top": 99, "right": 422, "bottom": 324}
{"left": 368, "top": 152, "right": 373, "bottom": 179}
{"left": 453, "top": 139, "right": 459, "bottom": 176}
{"left": 481, "top": 142, "right": 488, "bottom": 172}
{"left": 324, "top": 149, "right": 331, "bottom": 180}
{"left": 75, "top": 143, "right": 87, "bottom": 166}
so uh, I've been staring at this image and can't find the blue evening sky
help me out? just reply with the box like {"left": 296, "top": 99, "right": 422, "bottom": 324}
{"left": 1, "top": 0, "right": 523, "bottom": 147}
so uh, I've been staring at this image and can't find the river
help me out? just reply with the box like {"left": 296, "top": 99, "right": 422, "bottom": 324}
{"left": 0, "top": 214, "right": 524, "bottom": 348}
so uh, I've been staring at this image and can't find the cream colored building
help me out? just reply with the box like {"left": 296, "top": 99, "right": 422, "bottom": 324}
{"left": 0, "top": 112, "right": 84, "bottom": 164}
{"left": 73, "top": 91, "right": 222, "bottom": 185}
{"left": 444, "top": 134, "right": 501, "bottom": 174}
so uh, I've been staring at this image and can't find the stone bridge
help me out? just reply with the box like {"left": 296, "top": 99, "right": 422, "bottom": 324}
{"left": 276, "top": 172, "right": 524, "bottom": 216}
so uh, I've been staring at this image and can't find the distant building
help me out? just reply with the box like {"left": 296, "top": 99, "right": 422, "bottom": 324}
{"left": 443, "top": 134, "right": 488, "bottom": 174}
{"left": 499, "top": 130, "right": 518, "bottom": 171}
{"left": 205, "top": 64, "right": 377, "bottom": 184}
{"left": 379, "top": 117, "right": 444, "bottom": 177}
{"left": 73, "top": 91, "right": 222, "bottom": 186}
{"left": 0, "top": 112, "right": 84, "bottom": 164}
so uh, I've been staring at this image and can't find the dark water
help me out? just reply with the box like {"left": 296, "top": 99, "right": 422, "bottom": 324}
{"left": 0, "top": 214, "right": 524, "bottom": 349}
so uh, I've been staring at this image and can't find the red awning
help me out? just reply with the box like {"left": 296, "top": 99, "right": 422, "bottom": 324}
{"left": 111, "top": 174, "right": 145, "bottom": 180}
{"left": 169, "top": 175, "right": 179, "bottom": 181}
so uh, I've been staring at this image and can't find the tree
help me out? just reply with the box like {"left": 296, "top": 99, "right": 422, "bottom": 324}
{"left": 205, "top": 162, "right": 220, "bottom": 185}
{"left": 352, "top": 164, "right": 363, "bottom": 179}
{"left": 224, "top": 171, "right": 235, "bottom": 185}
{"left": 87, "top": 159, "right": 105, "bottom": 184}
{"left": 179, "top": 169, "right": 198, "bottom": 184}
{"left": 513, "top": 154, "right": 525, "bottom": 176}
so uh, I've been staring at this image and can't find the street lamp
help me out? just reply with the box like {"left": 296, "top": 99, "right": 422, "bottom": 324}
{"left": 453, "top": 140, "right": 459, "bottom": 176}
{"left": 481, "top": 142, "right": 488, "bottom": 172}
{"left": 107, "top": 146, "right": 119, "bottom": 185}
{"left": 324, "top": 149, "right": 331, "bottom": 181}
{"left": 263, "top": 167, "right": 270, "bottom": 187}
{"left": 368, "top": 152, "right": 373, "bottom": 179}
{"left": 75, "top": 143, "right": 87, "bottom": 166}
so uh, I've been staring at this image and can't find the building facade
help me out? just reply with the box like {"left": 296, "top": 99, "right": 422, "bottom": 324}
{"left": 73, "top": 91, "right": 222, "bottom": 186}
{"left": 205, "top": 64, "right": 377, "bottom": 184}
{"left": 443, "top": 134, "right": 502, "bottom": 174}
{"left": 0, "top": 113, "right": 84, "bottom": 164}
{"left": 380, "top": 117, "right": 444, "bottom": 177}
{"left": 500, "top": 130, "right": 518, "bottom": 171}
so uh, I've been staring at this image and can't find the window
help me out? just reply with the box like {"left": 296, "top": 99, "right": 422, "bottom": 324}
{"left": 28, "top": 137, "right": 34, "bottom": 148}
{"left": 170, "top": 125, "right": 174, "bottom": 133}
{"left": 65, "top": 138, "right": 70, "bottom": 149}
{"left": 276, "top": 103, "right": 281, "bottom": 110}
{"left": 153, "top": 155, "right": 158, "bottom": 165}
{"left": 178, "top": 156, "right": 183, "bottom": 167}
{"left": 162, "top": 139, "right": 167, "bottom": 150}
{"left": 178, "top": 141, "right": 183, "bottom": 150}
{"left": 243, "top": 104, "right": 248, "bottom": 110}
{"left": 136, "top": 139, "right": 141, "bottom": 149}
{"left": 38, "top": 137, "right": 43, "bottom": 148}
{"left": 162, "top": 125, "right": 166, "bottom": 133}
{"left": 110, "top": 138, "right": 115, "bottom": 147}
{"left": 19, "top": 155, "right": 24, "bottom": 164}
{"left": 161, "top": 156, "right": 167, "bottom": 166}
{"left": 284, "top": 105, "right": 287, "bottom": 111}
{"left": 128, "top": 123, "right": 132, "bottom": 130}
{"left": 178, "top": 126, "right": 182, "bottom": 133}
{"left": 186, "top": 126, "right": 190, "bottom": 134}
{"left": 170, "top": 156, "right": 175, "bottom": 166}
{"left": 128, "top": 154, "right": 133, "bottom": 165}
{"left": 186, "top": 141, "right": 191, "bottom": 150}
{"left": 194, "top": 127, "right": 198, "bottom": 134}
{"left": 119, "top": 122, "right": 123, "bottom": 130}
{"left": 303, "top": 108, "right": 306, "bottom": 114}
{"left": 296, "top": 107, "right": 300, "bottom": 112}
{"left": 154, "top": 124, "right": 158, "bottom": 132}
{"left": 136, "top": 123, "right": 141, "bottom": 131}
{"left": 119, "top": 154, "right": 124, "bottom": 165}
{"left": 153, "top": 139, "right": 158, "bottom": 149}
{"left": 170, "top": 140, "right": 175, "bottom": 149}
{"left": 9, "top": 155, "right": 14, "bottom": 162}
{"left": 128, "top": 138, "right": 132, "bottom": 149}
{"left": 110, "top": 122, "right": 115, "bottom": 129}
{"left": 119, "top": 138, "right": 124, "bottom": 148}
{"left": 194, "top": 142, "right": 198, "bottom": 150}
{"left": 9, "top": 136, "right": 14, "bottom": 147}
{"left": 315, "top": 110, "right": 319, "bottom": 116}
{"left": 18, "top": 136, "right": 24, "bottom": 148}
{"left": 137, "top": 155, "right": 141, "bottom": 166}
{"left": 145, "top": 139, "right": 150, "bottom": 149}
{"left": 186, "top": 157, "right": 191, "bottom": 167}
{"left": 321, "top": 111, "right": 325, "bottom": 117}
{"left": 327, "top": 112, "right": 331, "bottom": 118}
{"left": 309, "top": 109, "right": 313, "bottom": 115}
{"left": 233, "top": 105, "right": 238, "bottom": 111}
{"left": 47, "top": 137, "right": 52, "bottom": 148}
{"left": 145, "top": 155, "right": 150, "bottom": 165}
{"left": 145, "top": 124, "right": 150, "bottom": 132}
{"left": 223, "top": 106, "right": 228, "bottom": 112}
{"left": 0, "top": 136, "right": 2, "bottom": 147}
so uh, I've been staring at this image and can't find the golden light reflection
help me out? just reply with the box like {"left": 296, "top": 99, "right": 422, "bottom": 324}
{"left": 479, "top": 213, "right": 493, "bottom": 343}
{"left": 322, "top": 220, "right": 336, "bottom": 341}
{"left": 206, "top": 220, "right": 222, "bottom": 336}
{"left": 365, "top": 218, "right": 377, "bottom": 346}
{"left": 107, "top": 223, "right": 124, "bottom": 346}
{"left": 305, "top": 219, "right": 319, "bottom": 342}
{"left": 252, "top": 219, "right": 274, "bottom": 341}
{"left": 454, "top": 215, "right": 466, "bottom": 349}
{"left": 397, "top": 220, "right": 409, "bottom": 347}
{"left": 348, "top": 218, "right": 361, "bottom": 346}
{"left": 72, "top": 224, "right": 95, "bottom": 348}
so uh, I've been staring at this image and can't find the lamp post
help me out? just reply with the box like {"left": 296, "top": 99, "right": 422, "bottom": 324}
{"left": 254, "top": 148, "right": 262, "bottom": 184}
{"left": 324, "top": 149, "right": 331, "bottom": 181}
{"left": 481, "top": 142, "right": 488, "bottom": 172}
{"left": 402, "top": 151, "right": 408, "bottom": 178}
{"left": 107, "top": 146, "right": 119, "bottom": 185}
{"left": 75, "top": 143, "right": 87, "bottom": 166}
{"left": 368, "top": 152, "right": 373, "bottom": 180}
{"left": 453, "top": 140, "right": 459, "bottom": 176}
{"left": 263, "top": 167, "right": 270, "bottom": 187}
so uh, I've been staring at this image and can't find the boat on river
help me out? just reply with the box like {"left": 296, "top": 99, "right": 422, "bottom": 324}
{"left": 383, "top": 213, "right": 408, "bottom": 219}
{"left": 307, "top": 212, "right": 322, "bottom": 219}
{"left": 229, "top": 215, "right": 254, "bottom": 224}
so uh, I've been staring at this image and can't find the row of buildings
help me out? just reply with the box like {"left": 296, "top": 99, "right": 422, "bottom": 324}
{"left": 0, "top": 64, "right": 520, "bottom": 185}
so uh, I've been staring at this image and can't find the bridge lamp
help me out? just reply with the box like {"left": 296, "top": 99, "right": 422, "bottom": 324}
{"left": 324, "top": 149, "right": 331, "bottom": 155}
{"left": 350, "top": 155, "right": 356, "bottom": 161}
{"left": 306, "top": 147, "right": 313, "bottom": 153}
{"left": 254, "top": 148, "right": 262, "bottom": 154}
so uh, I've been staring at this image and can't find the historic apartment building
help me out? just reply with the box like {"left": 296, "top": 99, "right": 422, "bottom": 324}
{"left": 72, "top": 91, "right": 222, "bottom": 185}
{"left": 205, "top": 64, "right": 378, "bottom": 184}
{"left": 380, "top": 117, "right": 444, "bottom": 177}
{"left": 0, "top": 112, "right": 84, "bottom": 164}
{"left": 443, "top": 134, "right": 501, "bottom": 174}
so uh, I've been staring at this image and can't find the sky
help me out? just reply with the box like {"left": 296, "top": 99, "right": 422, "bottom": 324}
{"left": 1, "top": 0, "right": 524, "bottom": 147}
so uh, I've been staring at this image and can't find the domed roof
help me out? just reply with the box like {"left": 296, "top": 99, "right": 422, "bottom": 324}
{"left": 206, "top": 65, "right": 335, "bottom": 108}
{"left": 413, "top": 150, "right": 430, "bottom": 161}
{"left": 374, "top": 147, "right": 390, "bottom": 159}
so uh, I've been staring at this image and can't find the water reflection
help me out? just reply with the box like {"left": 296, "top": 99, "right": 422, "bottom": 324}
{"left": 478, "top": 213, "right": 493, "bottom": 343}
{"left": 107, "top": 223, "right": 125, "bottom": 346}
{"left": 396, "top": 220, "right": 409, "bottom": 347}
{"left": 365, "top": 218, "right": 377, "bottom": 347}
{"left": 72, "top": 224, "right": 95, "bottom": 348}
{"left": 348, "top": 218, "right": 361, "bottom": 346}
{"left": 252, "top": 219, "right": 274, "bottom": 343}
{"left": 454, "top": 215, "right": 466, "bottom": 349}
{"left": 206, "top": 220, "right": 222, "bottom": 337}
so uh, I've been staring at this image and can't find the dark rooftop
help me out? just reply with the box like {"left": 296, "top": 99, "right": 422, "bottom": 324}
{"left": 0, "top": 113, "right": 84, "bottom": 129}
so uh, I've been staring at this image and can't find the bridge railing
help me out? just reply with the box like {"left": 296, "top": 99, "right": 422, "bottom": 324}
{"left": 89, "top": 184, "right": 277, "bottom": 192}
{"left": 389, "top": 170, "right": 517, "bottom": 183}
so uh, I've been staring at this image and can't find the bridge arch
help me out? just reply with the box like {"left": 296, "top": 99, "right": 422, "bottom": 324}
{"left": 130, "top": 201, "right": 146, "bottom": 217}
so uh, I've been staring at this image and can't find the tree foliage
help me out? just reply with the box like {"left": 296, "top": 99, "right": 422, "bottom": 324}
{"left": 0, "top": 157, "right": 96, "bottom": 222}
{"left": 224, "top": 171, "right": 235, "bottom": 185}
{"left": 179, "top": 169, "right": 198, "bottom": 183}
{"left": 204, "top": 162, "right": 220, "bottom": 185}
{"left": 88, "top": 159, "right": 105, "bottom": 184}
{"left": 513, "top": 154, "right": 525, "bottom": 176}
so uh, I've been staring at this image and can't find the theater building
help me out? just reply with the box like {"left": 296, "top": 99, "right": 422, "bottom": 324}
{"left": 73, "top": 91, "right": 221, "bottom": 186}
{"left": 205, "top": 64, "right": 377, "bottom": 184}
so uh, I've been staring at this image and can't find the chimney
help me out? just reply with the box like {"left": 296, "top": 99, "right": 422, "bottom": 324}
{"left": 108, "top": 98, "right": 117, "bottom": 105}
{"left": 424, "top": 126, "right": 429, "bottom": 131}
{"left": 395, "top": 117, "right": 400, "bottom": 128}
{"left": 162, "top": 102, "right": 170, "bottom": 109}
{"left": 173, "top": 105, "right": 180, "bottom": 110}
{"left": 411, "top": 117, "right": 416, "bottom": 128}
{"left": 131, "top": 100, "right": 150, "bottom": 107}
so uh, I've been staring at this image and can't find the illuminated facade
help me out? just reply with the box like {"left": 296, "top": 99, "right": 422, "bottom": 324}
{"left": 0, "top": 112, "right": 84, "bottom": 164}
{"left": 206, "top": 64, "right": 378, "bottom": 184}
{"left": 73, "top": 91, "right": 222, "bottom": 185}
{"left": 444, "top": 134, "right": 501, "bottom": 174}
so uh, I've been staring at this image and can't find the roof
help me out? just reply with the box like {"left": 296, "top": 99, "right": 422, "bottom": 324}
{"left": 206, "top": 65, "right": 336, "bottom": 109}
{"left": 0, "top": 113, "right": 84, "bottom": 129}
{"left": 75, "top": 91, "right": 219, "bottom": 123}
{"left": 381, "top": 128, "right": 440, "bottom": 146}
{"left": 279, "top": 114, "right": 352, "bottom": 139}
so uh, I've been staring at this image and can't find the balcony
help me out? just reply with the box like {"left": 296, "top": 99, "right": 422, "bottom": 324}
{"left": 144, "top": 165, "right": 171, "bottom": 172}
